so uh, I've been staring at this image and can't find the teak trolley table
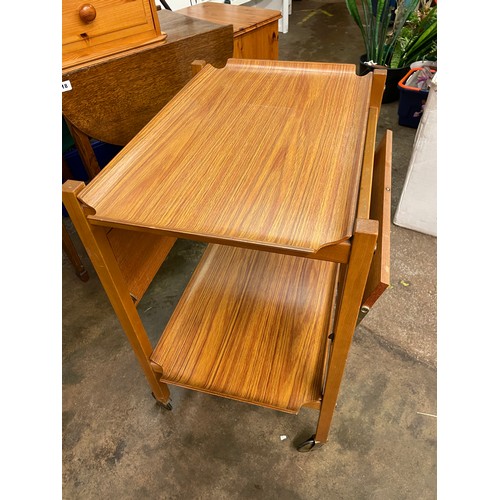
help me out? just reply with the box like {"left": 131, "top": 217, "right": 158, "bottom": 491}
{"left": 63, "top": 59, "right": 392, "bottom": 452}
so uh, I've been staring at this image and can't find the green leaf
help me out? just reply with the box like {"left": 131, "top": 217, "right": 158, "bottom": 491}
{"left": 345, "top": 0, "right": 436, "bottom": 67}
{"left": 345, "top": 0, "right": 368, "bottom": 55}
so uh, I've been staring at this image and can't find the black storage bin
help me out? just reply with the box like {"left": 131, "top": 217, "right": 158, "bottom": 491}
{"left": 397, "top": 67, "right": 436, "bottom": 128}
{"left": 62, "top": 140, "right": 123, "bottom": 216}
{"left": 63, "top": 140, "right": 123, "bottom": 182}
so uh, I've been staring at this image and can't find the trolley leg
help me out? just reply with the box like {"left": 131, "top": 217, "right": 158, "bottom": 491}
{"left": 62, "top": 222, "right": 89, "bottom": 282}
{"left": 297, "top": 220, "right": 378, "bottom": 452}
{"left": 62, "top": 180, "right": 171, "bottom": 404}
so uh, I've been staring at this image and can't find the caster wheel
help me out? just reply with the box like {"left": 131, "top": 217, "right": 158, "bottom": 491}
{"left": 158, "top": 401, "right": 173, "bottom": 411}
{"left": 152, "top": 392, "right": 173, "bottom": 410}
{"left": 78, "top": 269, "right": 90, "bottom": 282}
{"left": 297, "top": 434, "right": 323, "bottom": 452}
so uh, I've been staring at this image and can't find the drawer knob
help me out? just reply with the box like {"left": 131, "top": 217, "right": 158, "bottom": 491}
{"left": 79, "top": 4, "right": 97, "bottom": 23}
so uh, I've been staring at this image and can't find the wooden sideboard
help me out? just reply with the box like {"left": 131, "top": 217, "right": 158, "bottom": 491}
{"left": 177, "top": 2, "right": 281, "bottom": 60}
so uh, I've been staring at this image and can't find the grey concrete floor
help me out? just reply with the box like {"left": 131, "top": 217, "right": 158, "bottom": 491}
{"left": 62, "top": 1, "right": 437, "bottom": 497}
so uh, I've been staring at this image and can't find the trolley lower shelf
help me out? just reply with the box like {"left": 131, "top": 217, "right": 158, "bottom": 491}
{"left": 150, "top": 244, "right": 339, "bottom": 414}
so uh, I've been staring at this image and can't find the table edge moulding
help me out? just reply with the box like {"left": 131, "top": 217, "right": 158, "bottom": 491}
{"left": 62, "top": 58, "right": 392, "bottom": 452}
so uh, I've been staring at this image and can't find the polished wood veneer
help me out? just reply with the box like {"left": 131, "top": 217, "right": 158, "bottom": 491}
{"left": 177, "top": 2, "right": 281, "bottom": 60}
{"left": 62, "top": 59, "right": 391, "bottom": 450}
{"left": 79, "top": 59, "right": 372, "bottom": 254}
{"left": 150, "top": 244, "right": 338, "bottom": 413}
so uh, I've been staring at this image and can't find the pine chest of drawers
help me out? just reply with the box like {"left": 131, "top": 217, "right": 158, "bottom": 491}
{"left": 62, "top": 0, "right": 166, "bottom": 70}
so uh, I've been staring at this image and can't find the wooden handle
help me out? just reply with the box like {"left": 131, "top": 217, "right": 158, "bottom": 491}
{"left": 79, "top": 4, "right": 96, "bottom": 23}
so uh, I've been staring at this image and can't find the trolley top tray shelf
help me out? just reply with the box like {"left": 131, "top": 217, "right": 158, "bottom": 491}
{"left": 78, "top": 59, "right": 373, "bottom": 255}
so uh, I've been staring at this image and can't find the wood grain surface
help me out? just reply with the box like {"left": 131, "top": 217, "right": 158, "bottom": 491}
{"left": 62, "top": 0, "right": 164, "bottom": 70}
{"left": 62, "top": 10, "right": 234, "bottom": 145}
{"left": 177, "top": 3, "right": 281, "bottom": 35}
{"left": 79, "top": 59, "right": 373, "bottom": 254}
{"left": 106, "top": 229, "right": 176, "bottom": 304}
{"left": 177, "top": 3, "right": 280, "bottom": 60}
{"left": 362, "top": 130, "right": 392, "bottom": 308}
{"left": 233, "top": 22, "right": 279, "bottom": 60}
{"left": 356, "top": 106, "right": 379, "bottom": 219}
{"left": 150, "top": 244, "right": 338, "bottom": 413}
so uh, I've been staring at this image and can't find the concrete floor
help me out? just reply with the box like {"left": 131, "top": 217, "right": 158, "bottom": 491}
{"left": 62, "top": 1, "right": 437, "bottom": 497}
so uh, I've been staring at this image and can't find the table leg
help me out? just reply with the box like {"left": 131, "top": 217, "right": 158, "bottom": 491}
{"left": 62, "top": 180, "right": 171, "bottom": 405}
{"left": 64, "top": 118, "right": 101, "bottom": 180}
{"left": 62, "top": 222, "right": 89, "bottom": 282}
{"left": 298, "top": 219, "right": 378, "bottom": 452}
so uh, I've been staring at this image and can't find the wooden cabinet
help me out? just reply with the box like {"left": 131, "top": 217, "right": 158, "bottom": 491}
{"left": 62, "top": 0, "right": 166, "bottom": 70}
{"left": 177, "top": 2, "right": 281, "bottom": 60}
{"left": 62, "top": 10, "right": 234, "bottom": 148}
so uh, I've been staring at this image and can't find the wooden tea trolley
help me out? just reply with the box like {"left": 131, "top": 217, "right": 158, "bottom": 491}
{"left": 63, "top": 59, "right": 392, "bottom": 452}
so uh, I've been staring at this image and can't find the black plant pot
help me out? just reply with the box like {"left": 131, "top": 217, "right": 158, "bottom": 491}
{"left": 358, "top": 55, "right": 410, "bottom": 104}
